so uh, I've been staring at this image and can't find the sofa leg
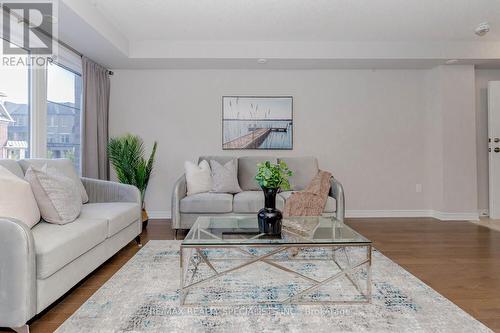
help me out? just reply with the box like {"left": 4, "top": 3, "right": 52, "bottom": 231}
{"left": 12, "top": 325, "right": 29, "bottom": 333}
{"left": 135, "top": 235, "right": 142, "bottom": 247}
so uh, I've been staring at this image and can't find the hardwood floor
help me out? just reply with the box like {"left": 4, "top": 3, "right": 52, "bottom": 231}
{"left": 348, "top": 218, "right": 500, "bottom": 332}
{"left": 2, "top": 218, "right": 500, "bottom": 332}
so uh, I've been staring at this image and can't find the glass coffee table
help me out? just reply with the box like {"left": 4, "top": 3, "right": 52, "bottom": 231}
{"left": 180, "top": 216, "right": 372, "bottom": 306}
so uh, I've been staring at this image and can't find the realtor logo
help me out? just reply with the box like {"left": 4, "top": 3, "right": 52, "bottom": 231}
{"left": 2, "top": 2, "right": 55, "bottom": 55}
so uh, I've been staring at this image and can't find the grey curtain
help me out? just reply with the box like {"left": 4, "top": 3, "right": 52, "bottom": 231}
{"left": 81, "top": 56, "right": 110, "bottom": 180}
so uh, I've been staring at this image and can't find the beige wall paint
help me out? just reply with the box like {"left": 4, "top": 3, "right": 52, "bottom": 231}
{"left": 425, "top": 66, "right": 477, "bottom": 214}
{"left": 424, "top": 68, "right": 444, "bottom": 212}
{"left": 475, "top": 70, "right": 500, "bottom": 213}
{"left": 109, "top": 68, "right": 478, "bottom": 218}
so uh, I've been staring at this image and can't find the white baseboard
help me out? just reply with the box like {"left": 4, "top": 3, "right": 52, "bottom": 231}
{"left": 478, "top": 209, "right": 489, "bottom": 217}
{"left": 431, "top": 211, "right": 479, "bottom": 221}
{"left": 346, "top": 210, "right": 479, "bottom": 221}
{"left": 147, "top": 211, "right": 171, "bottom": 219}
{"left": 147, "top": 210, "right": 478, "bottom": 221}
{"left": 346, "top": 210, "right": 434, "bottom": 218}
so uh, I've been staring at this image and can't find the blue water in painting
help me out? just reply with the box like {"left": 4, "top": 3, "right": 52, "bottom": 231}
{"left": 223, "top": 120, "right": 293, "bottom": 149}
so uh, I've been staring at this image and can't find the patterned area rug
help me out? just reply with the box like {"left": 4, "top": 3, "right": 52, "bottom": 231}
{"left": 56, "top": 240, "right": 491, "bottom": 333}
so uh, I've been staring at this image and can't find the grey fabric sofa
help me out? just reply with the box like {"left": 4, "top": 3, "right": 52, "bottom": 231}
{"left": 0, "top": 159, "right": 142, "bottom": 333}
{"left": 172, "top": 156, "right": 345, "bottom": 235}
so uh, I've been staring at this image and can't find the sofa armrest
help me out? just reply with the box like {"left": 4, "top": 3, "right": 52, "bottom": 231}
{"left": 329, "top": 177, "right": 345, "bottom": 223}
{"left": 0, "top": 218, "right": 36, "bottom": 328}
{"left": 81, "top": 177, "right": 141, "bottom": 205}
{"left": 171, "top": 174, "right": 187, "bottom": 230}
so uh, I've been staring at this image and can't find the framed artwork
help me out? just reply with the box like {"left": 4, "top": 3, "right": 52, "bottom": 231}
{"left": 222, "top": 96, "right": 293, "bottom": 150}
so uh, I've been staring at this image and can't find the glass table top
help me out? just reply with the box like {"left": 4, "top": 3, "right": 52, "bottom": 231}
{"left": 182, "top": 216, "right": 371, "bottom": 246}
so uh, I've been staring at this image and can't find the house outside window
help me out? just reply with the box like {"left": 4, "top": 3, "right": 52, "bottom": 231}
{"left": 0, "top": 42, "right": 30, "bottom": 160}
{"left": 47, "top": 62, "right": 83, "bottom": 172}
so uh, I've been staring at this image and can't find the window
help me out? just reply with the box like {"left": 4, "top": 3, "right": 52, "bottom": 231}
{"left": 60, "top": 134, "right": 70, "bottom": 143}
{"left": 0, "top": 41, "right": 30, "bottom": 160}
{"left": 1, "top": 34, "right": 83, "bottom": 166}
{"left": 48, "top": 115, "right": 57, "bottom": 127}
{"left": 47, "top": 63, "right": 82, "bottom": 172}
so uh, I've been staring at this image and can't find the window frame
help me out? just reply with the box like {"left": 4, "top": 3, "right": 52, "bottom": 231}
{"left": 1, "top": 37, "right": 83, "bottom": 165}
{"left": 0, "top": 37, "right": 32, "bottom": 159}
{"left": 30, "top": 63, "right": 48, "bottom": 158}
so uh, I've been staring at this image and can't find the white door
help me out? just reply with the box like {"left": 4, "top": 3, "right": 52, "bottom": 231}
{"left": 488, "top": 81, "right": 500, "bottom": 218}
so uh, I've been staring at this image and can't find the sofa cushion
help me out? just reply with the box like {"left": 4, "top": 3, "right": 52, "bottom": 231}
{"left": 19, "top": 159, "right": 89, "bottom": 203}
{"left": 278, "top": 157, "right": 319, "bottom": 190}
{"left": 80, "top": 202, "right": 140, "bottom": 237}
{"left": 32, "top": 217, "right": 107, "bottom": 279}
{"left": 238, "top": 156, "right": 278, "bottom": 191}
{"left": 233, "top": 191, "right": 285, "bottom": 213}
{"left": 0, "top": 159, "right": 24, "bottom": 178}
{"left": 279, "top": 191, "right": 336, "bottom": 213}
{"left": 180, "top": 193, "right": 233, "bottom": 213}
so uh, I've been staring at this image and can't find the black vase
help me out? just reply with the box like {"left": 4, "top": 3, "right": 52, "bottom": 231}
{"left": 257, "top": 187, "right": 283, "bottom": 235}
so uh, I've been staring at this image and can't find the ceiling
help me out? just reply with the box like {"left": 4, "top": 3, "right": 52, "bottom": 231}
{"left": 58, "top": 0, "right": 500, "bottom": 69}
{"left": 94, "top": 0, "right": 500, "bottom": 42}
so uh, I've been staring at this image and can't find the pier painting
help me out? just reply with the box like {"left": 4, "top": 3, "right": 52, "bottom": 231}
{"left": 222, "top": 96, "right": 293, "bottom": 150}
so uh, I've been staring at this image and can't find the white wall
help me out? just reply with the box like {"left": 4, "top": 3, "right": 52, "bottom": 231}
{"left": 475, "top": 70, "right": 500, "bottom": 214}
{"left": 109, "top": 68, "right": 478, "bottom": 219}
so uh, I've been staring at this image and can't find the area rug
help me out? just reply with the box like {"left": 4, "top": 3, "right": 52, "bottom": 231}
{"left": 56, "top": 240, "right": 491, "bottom": 333}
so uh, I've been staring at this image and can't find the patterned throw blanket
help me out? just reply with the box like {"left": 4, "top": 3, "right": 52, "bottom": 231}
{"left": 283, "top": 170, "right": 332, "bottom": 217}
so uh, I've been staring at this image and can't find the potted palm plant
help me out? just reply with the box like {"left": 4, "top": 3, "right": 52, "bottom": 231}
{"left": 108, "top": 134, "right": 158, "bottom": 228}
{"left": 255, "top": 160, "right": 292, "bottom": 235}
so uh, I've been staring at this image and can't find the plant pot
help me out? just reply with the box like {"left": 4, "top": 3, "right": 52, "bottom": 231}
{"left": 142, "top": 208, "right": 149, "bottom": 228}
{"left": 257, "top": 187, "right": 282, "bottom": 235}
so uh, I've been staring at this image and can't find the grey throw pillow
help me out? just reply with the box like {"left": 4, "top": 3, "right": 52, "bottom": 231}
{"left": 25, "top": 165, "right": 82, "bottom": 224}
{"left": 19, "top": 159, "right": 89, "bottom": 203}
{"left": 210, "top": 159, "right": 242, "bottom": 194}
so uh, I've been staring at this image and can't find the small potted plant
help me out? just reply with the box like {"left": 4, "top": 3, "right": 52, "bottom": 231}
{"left": 255, "top": 160, "right": 293, "bottom": 235}
{"left": 108, "top": 134, "right": 158, "bottom": 228}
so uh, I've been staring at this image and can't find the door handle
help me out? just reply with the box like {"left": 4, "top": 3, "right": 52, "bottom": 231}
{"left": 495, "top": 147, "right": 500, "bottom": 153}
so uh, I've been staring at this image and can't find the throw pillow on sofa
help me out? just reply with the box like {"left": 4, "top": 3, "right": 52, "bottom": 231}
{"left": 210, "top": 159, "right": 242, "bottom": 193}
{"left": 19, "top": 159, "right": 89, "bottom": 204}
{"left": 0, "top": 165, "right": 41, "bottom": 228}
{"left": 25, "top": 165, "right": 82, "bottom": 224}
{"left": 185, "top": 160, "right": 212, "bottom": 196}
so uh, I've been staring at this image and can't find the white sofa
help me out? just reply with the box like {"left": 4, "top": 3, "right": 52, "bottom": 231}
{"left": 0, "top": 159, "right": 142, "bottom": 333}
{"left": 172, "top": 156, "right": 345, "bottom": 236}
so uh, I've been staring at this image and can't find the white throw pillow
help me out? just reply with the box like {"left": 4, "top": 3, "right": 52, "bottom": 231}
{"left": 184, "top": 160, "right": 212, "bottom": 196}
{"left": 25, "top": 165, "right": 82, "bottom": 224}
{"left": 0, "top": 165, "right": 40, "bottom": 228}
{"left": 210, "top": 159, "right": 242, "bottom": 193}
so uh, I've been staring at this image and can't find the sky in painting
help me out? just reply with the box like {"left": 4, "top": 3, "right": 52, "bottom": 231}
{"left": 223, "top": 97, "right": 292, "bottom": 120}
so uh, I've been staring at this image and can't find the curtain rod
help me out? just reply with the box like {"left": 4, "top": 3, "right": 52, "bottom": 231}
{"left": 58, "top": 38, "right": 114, "bottom": 76}
{"left": 1, "top": 4, "right": 114, "bottom": 75}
